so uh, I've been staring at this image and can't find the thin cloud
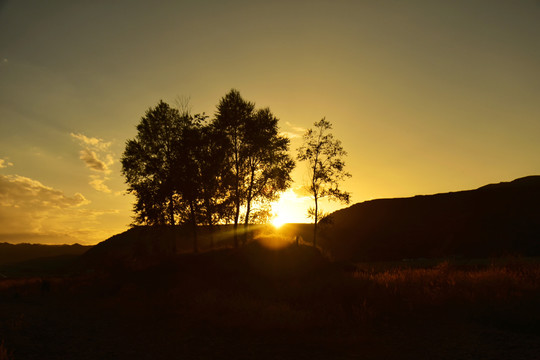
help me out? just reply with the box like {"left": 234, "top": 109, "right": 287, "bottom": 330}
{"left": 89, "top": 175, "right": 112, "bottom": 193}
{"left": 280, "top": 131, "right": 301, "bottom": 139}
{"left": 71, "top": 132, "right": 115, "bottom": 194}
{"left": 284, "top": 121, "right": 306, "bottom": 138}
{"left": 0, "top": 158, "right": 13, "bottom": 168}
{"left": 0, "top": 174, "right": 119, "bottom": 244}
{"left": 0, "top": 174, "right": 88, "bottom": 209}
{"left": 79, "top": 149, "right": 111, "bottom": 173}
{"left": 0, "top": 174, "right": 89, "bottom": 235}
{"left": 70, "top": 133, "right": 111, "bottom": 151}
{"left": 71, "top": 132, "right": 114, "bottom": 172}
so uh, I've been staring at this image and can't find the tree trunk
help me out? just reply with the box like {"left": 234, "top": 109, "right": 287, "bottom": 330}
{"left": 243, "top": 201, "right": 250, "bottom": 246}
{"left": 169, "top": 194, "right": 177, "bottom": 254}
{"left": 205, "top": 198, "right": 214, "bottom": 249}
{"left": 169, "top": 194, "right": 175, "bottom": 226}
{"left": 233, "top": 148, "right": 240, "bottom": 249}
{"left": 313, "top": 194, "right": 318, "bottom": 247}
{"left": 190, "top": 200, "right": 198, "bottom": 253}
{"left": 233, "top": 204, "right": 240, "bottom": 249}
{"left": 243, "top": 166, "right": 255, "bottom": 246}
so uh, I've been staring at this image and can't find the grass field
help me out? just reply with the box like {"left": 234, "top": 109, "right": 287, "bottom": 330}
{"left": 1, "top": 243, "right": 539, "bottom": 359}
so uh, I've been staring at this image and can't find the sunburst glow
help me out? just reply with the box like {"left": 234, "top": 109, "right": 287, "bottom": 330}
{"left": 270, "top": 189, "right": 311, "bottom": 228}
{"left": 271, "top": 215, "right": 288, "bottom": 228}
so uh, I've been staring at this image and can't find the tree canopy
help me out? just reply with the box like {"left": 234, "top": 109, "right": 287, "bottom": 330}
{"left": 214, "top": 89, "right": 295, "bottom": 247}
{"left": 297, "top": 118, "right": 351, "bottom": 246}
{"left": 121, "top": 90, "right": 295, "bottom": 251}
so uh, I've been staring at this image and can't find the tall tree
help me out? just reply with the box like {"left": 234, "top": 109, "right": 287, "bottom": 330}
{"left": 170, "top": 113, "right": 206, "bottom": 253}
{"left": 242, "top": 107, "right": 295, "bottom": 244}
{"left": 297, "top": 118, "right": 351, "bottom": 246}
{"left": 196, "top": 123, "right": 235, "bottom": 247}
{"left": 121, "top": 100, "right": 206, "bottom": 252}
{"left": 121, "top": 101, "right": 183, "bottom": 226}
{"left": 213, "top": 89, "right": 294, "bottom": 247}
{"left": 213, "top": 89, "right": 253, "bottom": 247}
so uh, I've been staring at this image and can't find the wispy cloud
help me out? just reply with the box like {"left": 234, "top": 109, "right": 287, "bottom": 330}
{"left": 285, "top": 121, "right": 306, "bottom": 133}
{"left": 79, "top": 149, "right": 112, "bottom": 173}
{"left": 89, "top": 175, "right": 112, "bottom": 193}
{"left": 0, "top": 158, "right": 13, "bottom": 169}
{"left": 70, "top": 133, "right": 111, "bottom": 151}
{"left": 0, "top": 173, "right": 122, "bottom": 244}
{"left": 283, "top": 121, "right": 306, "bottom": 139}
{"left": 71, "top": 132, "right": 115, "bottom": 192}
{"left": 280, "top": 131, "right": 301, "bottom": 139}
{"left": 0, "top": 174, "right": 88, "bottom": 209}
{"left": 0, "top": 174, "right": 87, "bottom": 240}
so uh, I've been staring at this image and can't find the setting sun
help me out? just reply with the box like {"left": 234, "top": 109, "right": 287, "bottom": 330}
{"left": 270, "top": 189, "right": 312, "bottom": 228}
{"left": 271, "top": 215, "right": 288, "bottom": 229}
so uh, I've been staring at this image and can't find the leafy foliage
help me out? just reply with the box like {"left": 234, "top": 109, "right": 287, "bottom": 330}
{"left": 214, "top": 89, "right": 294, "bottom": 247}
{"left": 122, "top": 90, "right": 294, "bottom": 250}
{"left": 297, "top": 118, "right": 351, "bottom": 245}
{"left": 121, "top": 101, "right": 185, "bottom": 226}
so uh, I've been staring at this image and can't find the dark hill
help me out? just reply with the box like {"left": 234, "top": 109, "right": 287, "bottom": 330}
{"left": 80, "top": 224, "right": 270, "bottom": 271}
{"left": 319, "top": 176, "right": 540, "bottom": 261}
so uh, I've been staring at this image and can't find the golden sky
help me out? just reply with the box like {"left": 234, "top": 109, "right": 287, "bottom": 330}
{"left": 0, "top": 1, "right": 539, "bottom": 244}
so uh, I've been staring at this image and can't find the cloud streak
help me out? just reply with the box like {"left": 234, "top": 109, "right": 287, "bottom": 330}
{"left": 0, "top": 174, "right": 88, "bottom": 209}
{"left": 282, "top": 121, "right": 306, "bottom": 139}
{"left": 89, "top": 175, "right": 112, "bottom": 193}
{"left": 0, "top": 174, "right": 88, "bottom": 241}
{"left": 0, "top": 173, "right": 122, "bottom": 244}
{"left": 79, "top": 149, "right": 111, "bottom": 172}
{"left": 70, "top": 133, "right": 111, "bottom": 151}
{"left": 71, "top": 132, "right": 115, "bottom": 192}
{"left": 0, "top": 158, "right": 13, "bottom": 168}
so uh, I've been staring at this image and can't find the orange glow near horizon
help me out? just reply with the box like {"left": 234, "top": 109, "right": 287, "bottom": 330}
{"left": 270, "top": 189, "right": 311, "bottom": 227}
{"left": 1, "top": 2, "right": 539, "bottom": 245}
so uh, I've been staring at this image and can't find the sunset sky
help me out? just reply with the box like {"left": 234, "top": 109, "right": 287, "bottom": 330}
{"left": 1, "top": 1, "right": 539, "bottom": 244}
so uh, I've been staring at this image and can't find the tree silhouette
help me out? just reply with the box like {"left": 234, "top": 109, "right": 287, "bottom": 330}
{"left": 297, "top": 118, "right": 351, "bottom": 246}
{"left": 213, "top": 89, "right": 294, "bottom": 247}
{"left": 121, "top": 101, "right": 184, "bottom": 226}
{"left": 213, "top": 90, "right": 253, "bottom": 248}
{"left": 196, "top": 123, "right": 235, "bottom": 247}
{"left": 121, "top": 101, "right": 209, "bottom": 252}
{"left": 170, "top": 112, "right": 207, "bottom": 253}
{"left": 122, "top": 92, "right": 293, "bottom": 251}
{"left": 241, "top": 107, "right": 295, "bottom": 244}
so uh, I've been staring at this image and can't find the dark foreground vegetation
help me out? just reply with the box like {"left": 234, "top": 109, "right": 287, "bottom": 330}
{"left": 1, "top": 242, "right": 539, "bottom": 360}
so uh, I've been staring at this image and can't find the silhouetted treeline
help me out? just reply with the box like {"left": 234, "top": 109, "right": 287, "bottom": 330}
{"left": 121, "top": 89, "right": 294, "bottom": 251}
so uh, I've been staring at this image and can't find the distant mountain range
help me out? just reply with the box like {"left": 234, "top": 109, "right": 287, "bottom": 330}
{"left": 319, "top": 176, "right": 540, "bottom": 261}
{"left": 0, "top": 243, "right": 91, "bottom": 266}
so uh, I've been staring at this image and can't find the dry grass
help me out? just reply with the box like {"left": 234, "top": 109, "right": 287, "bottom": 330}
{"left": 1, "top": 246, "right": 539, "bottom": 359}
{"left": 0, "top": 340, "right": 13, "bottom": 360}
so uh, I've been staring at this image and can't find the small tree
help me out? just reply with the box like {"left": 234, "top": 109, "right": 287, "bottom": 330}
{"left": 297, "top": 118, "right": 351, "bottom": 246}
